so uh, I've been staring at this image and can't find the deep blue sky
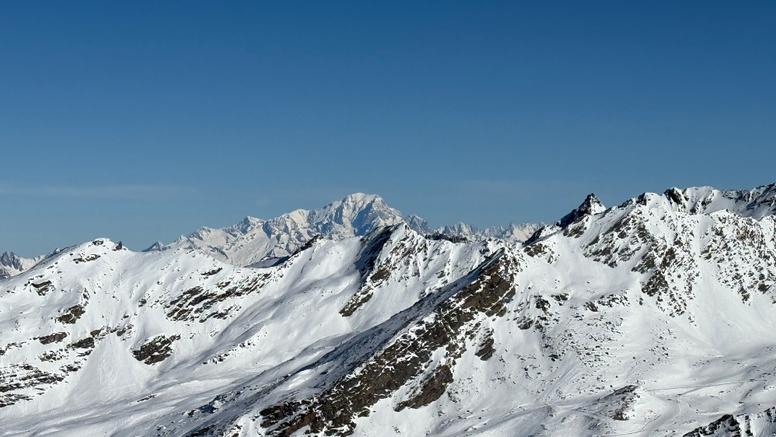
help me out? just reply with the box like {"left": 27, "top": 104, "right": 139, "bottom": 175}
{"left": 2, "top": 1, "right": 775, "bottom": 255}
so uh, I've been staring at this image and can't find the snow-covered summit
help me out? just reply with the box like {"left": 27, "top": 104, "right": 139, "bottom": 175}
{"left": 557, "top": 193, "right": 606, "bottom": 228}
{"left": 438, "top": 222, "right": 542, "bottom": 242}
{"left": 663, "top": 183, "right": 776, "bottom": 218}
{"left": 158, "top": 193, "right": 539, "bottom": 267}
{"left": 158, "top": 193, "right": 407, "bottom": 267}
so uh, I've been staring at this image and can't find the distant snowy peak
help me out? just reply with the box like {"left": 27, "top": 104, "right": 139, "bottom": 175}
{"left": 314, "top": 193, "right": 397, "bottom": 228}
{"left": 143, "top": 241, "right": 166, "bottom": 252}
{"left": 438, "top": 222, "right": 542, "bottom": 242}
{"left": 163, "top": 193, "right": 541, "bottom": 267}
{"left": 0, "top": 251, "right": 42, "bottom": 279}
{"left": 438, "top": 222, "right": 477, "bottom": 237}
{"left": 164, "top": 193, "right": 407, "bottom": 267}
{"left": 282, "top": 192, "right": 404, "bottom": 238}
{"left": 0, "top": 252, "right": 27, "bottom": 272}
{"left": 403, "top": 214, "right": 433, "bottom": 234}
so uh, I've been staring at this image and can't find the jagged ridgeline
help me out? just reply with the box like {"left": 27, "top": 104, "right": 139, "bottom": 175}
{"left": 1, "top": 184, "right": 776, "bottom": 436}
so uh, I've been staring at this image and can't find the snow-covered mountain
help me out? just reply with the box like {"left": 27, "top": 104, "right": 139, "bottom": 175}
{"left": 0, "top": 252, "right": 43, "bottom": 279}
{"left": 153, "top": 193, "right": 538, "bottom": 267}
{"left": 663, "top": 184, "right": 776, "bottom": 218}
{"left": 151, "top": 193, "right": 411, "bottom": 267}
{"left": 2, "top": 183, "right": 776, "bottom": 436}
{"left": 438, "top": 222, "right": 542, "bottom": 242}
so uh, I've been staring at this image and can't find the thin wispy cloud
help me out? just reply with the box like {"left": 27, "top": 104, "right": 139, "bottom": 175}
{"left": 0, "top": 183, "right": 194, "bottom": 200}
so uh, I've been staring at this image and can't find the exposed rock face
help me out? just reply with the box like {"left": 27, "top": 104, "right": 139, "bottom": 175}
{"left": 132, "top": 335, "right": 181, "bottom": 365}
{"left": 260, "top": 249, "right": 520, "bottom": 435}
{"left": 2, "top": 184, "right": 776, "bottom": 436}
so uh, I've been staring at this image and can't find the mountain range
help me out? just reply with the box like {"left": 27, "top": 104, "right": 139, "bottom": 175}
{"left": 2, "top": 183, "right": 776, "bottom": 436}
{"left": 143, "top": 193, "right": 540, "bottom": 268}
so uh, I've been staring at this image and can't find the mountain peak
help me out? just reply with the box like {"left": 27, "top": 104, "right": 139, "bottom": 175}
{"left": 157, "top": 191, "right": 546, "bottom": 267}
{"left": 166, "top": 192, "right": 405, "bottom": 266}
{"left": 0, "top": 251, "right": 43, "bottom": 278}
{"left": 404, "top": 214, "right": 433, "bottom": 234}
{"left": 318, "top": 193, "right": 389, "bottom": 216}
{"left": 0, "top": 251, "right": 23, "bottom": 269}
{"left": 143, "top": 241, "right": 166, "bottom": 252}
{"left": 339, "top": 192, "right": 384, "bottom": 204}
{"left": 557, "top": 193, "right": 606, "bottom": 227}
{"left": 307, "top": 193, "right": 402, "bottom": 236}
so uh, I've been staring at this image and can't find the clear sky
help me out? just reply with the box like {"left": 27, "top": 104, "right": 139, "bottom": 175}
{"left": 1, "top": 1, "right": 775, "bottom": 256}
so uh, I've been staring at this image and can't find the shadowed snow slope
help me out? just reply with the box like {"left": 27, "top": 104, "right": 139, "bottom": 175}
{"left": 1, "top": 183, "right": 776, "bottom": 436}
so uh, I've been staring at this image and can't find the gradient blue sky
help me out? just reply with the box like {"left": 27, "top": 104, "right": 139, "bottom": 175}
{"left": 2, "top": 1, "right": 775, "bottom": 255}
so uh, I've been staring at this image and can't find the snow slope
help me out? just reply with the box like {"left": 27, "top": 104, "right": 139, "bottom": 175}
{"left": 2, "top": 183, "right": 776, "bottom": 436}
